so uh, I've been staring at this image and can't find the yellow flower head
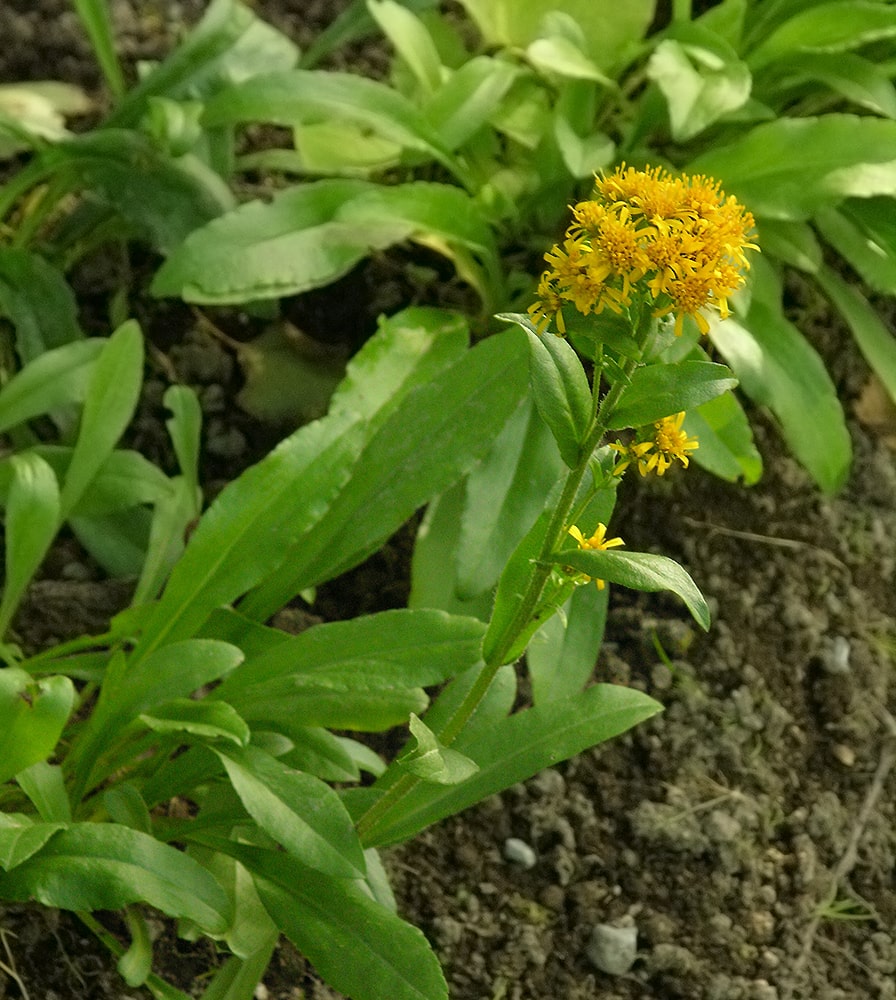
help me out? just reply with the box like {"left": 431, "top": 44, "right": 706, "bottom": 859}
{"left": 530, "top": 164, "right": 758, "bottom": 336}
{"left": 567, "top": 522, "right": 625, "bottom": 590}
{"left": 642, "top": 412, "right": 699, "bottom": 476}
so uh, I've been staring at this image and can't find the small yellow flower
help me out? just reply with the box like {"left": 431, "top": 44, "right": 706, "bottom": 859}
{"left": 567, "top": 522, "right": 625, "bottom": 590}
{"left": 640, "top": 412, "right": 699, "bottom": 476}
{"left": 609, "top": 439, "right": 655, "bottom": 476}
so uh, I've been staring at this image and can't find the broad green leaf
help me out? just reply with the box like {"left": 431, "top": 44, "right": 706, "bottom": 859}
{"left": 756, "top": 218, "right": 822, "bottom": 272}
{"left": 369, "top": 0, "right": 442, "bottom": 94}
{"left": 526, "top": 36, "right": 614, "bottom": 86}
{"left": 0, "top": 339, "right": 103, "bottom": 434}
{"left": 70, "top": 506, "right": 153, "bottom": 577}
{"left": 815, "top": 200, "right": 896, "bottom": 295}
{"left": 747, "top": 2, "right": 896, "bottom": 70}
{"left": 818, "top": 264, "right": 896, "bottom": 407}
{"left": 685, "top": 392, "right": 762, "bottom": 484}
{"left": 228, "top": 845, "right": 449, "bottom": 1000}
{"left": 281, "top": 727, "right": 364, "bottom": 783}
{"left": 216, "top": 609, "right": 485, "bottom": 702}
{"left": 201, "top": 69, "right": 457, "bottom": 172}
{"left": 140, "top": 699, "right": 251, "bottom": 747}
{"left": 133, "top": 308, "right": 468, "bottom": 660}
{"left": 608, "top": 360, "right": 737, "bottom": 429}
{"left": 709, "top": 307, "right": 851, "bottom": 492}
{"left": 152, "top": 180, "right": 499, "bottom": 306}
{"left": 60, "top": 320, "right": 144, "bottom": 519}
{"left": 103, "top": 784, "right": 152, "bottom": 834}
{"left": 16, "top": 761, "right": 71, "bottom": 822}
{"left": 107, "top": 0, "right": 299, "bottom": 128}
{"left": 516, "top": 315, "right": 593, "bottom": 468}
{"left": 0, "top": 667, "right": 75, "bottom": 781}
{"left": 647, "top": 38, "right": 751, "bottom": 141}
{"left": 71, "top": 0, "right": 125, "bottom": 98}
{"left": 560, "top": 549, "right": 710, "bottom": 630}
{"left": 527, "top": 577, "right": 608, "bottom": 705}
{"left": 217, "top": 745, "right": 365, "bottom": 879}
{"left": 456, "top": 395, "right": 565, "bottom": 600}
{"left": 397, "top": 714, "right": 479, "bottom": 785}
{"left": 361, "top": 684, "right": 661, "bottom": 846}
{"left": 0, "top": 249, "right": 83, "bottom": 362}
{"left": 235, "top": 685, "right": 428, "bottom": 732}
{"left": 0, "top": 824, "right": 231, "bottom": 933}
{"left": 240, "top": 327, "right": 529, "bottom": 618}
{"left": 690, "top": 115, "right": 896, "bottom": 220}
{"left": 0, "top": 453, "right": 61, "bottom": 637}
{"left": 0, "top": 817, "right": 66, "bottom": 871}
{"left": 423, "top": 56, "right": 520, "bottom": 150}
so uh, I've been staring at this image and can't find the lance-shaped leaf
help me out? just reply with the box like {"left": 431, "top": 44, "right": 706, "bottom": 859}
{"left": 685, "top": 392, "right": 762, "bottom": 485}
{"left": 396, "top": 714, "right": 479, "bottom": 786}
{"left": 559, "top": 548, "right": 711, "bottom": 630}
{"left": 140, "top": 699, "right": 250, "bottom": 747}
{"left": 608, "top": 360, "right": 737, "bottom": 429}
{"left": 0, "top": 816, "right": 67, "bottom": 872}
{"left": 0, "top": 671, "right": 74, "bottom": 784}
{"left": 0, "top": 823, "right": 231, "bottom": 933}
{"left": 815, "top": 200, "right": 896, "bottom": 295}
{"left": 216, "top": 745, "right": 366, "bottom": 879}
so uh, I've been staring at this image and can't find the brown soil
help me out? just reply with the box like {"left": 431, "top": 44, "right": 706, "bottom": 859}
{"left": 1, "top": 5, "right": 895, "bottom": 1000}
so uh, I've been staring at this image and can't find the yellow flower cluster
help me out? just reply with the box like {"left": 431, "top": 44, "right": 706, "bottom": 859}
{"left": 611, "top": 412, "right": 699, "bottom": 477}
{"left": 529, "top": 164, "right": 757, "bottom": 337}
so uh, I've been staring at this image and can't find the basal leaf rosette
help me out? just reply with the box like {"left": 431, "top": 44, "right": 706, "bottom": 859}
{"left": 528, "top": 164, "right": 759, "bottom": 338}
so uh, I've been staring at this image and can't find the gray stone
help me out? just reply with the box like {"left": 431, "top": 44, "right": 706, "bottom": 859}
{"left": 585, "top": 923, "right": 638, "bottom": 975}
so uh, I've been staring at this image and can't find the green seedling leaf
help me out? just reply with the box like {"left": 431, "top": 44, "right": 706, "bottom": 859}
{"left": 506, "top": 313, "right": 592, "bottom": 468}
{"left": 164, "top": 385, "right": 203, "bottom": 508}
{"left": 685, "top": 392, "right": 763, "bottom": 484}
{"left": 422, "top": 56, "right": 519, "bottom": 150}
{"left": 103, "top": 784, "right": 152, "bottom": 834}
{"left": 361, "top": 684, "right": 661, "bottom": 847}
{"left": 0, "top": 816, "right": 66, "bottom": 872}
{"left": 221, "top": 844, "right": 449, "bottom": 1000}
{"left": 71, "top": 0, "right": 126, "bottom": 98}
{"left": 118, "top": 908, "right": 154, "bottom": 987}
{"left": 16, "top": 761, "right": 71, "bottom": 822}
{"left": 217, "top": 745, "right": 366, "bottom": 879}
{"left": 691, "top": 114, "right": 896, "bottom": 220}
{"left": 369, "top": 0, "right": 442, "bottom": 94}
{"left": 0, "top": 339, "right": 103, "bottom": 434}
{"left": 131, "top": 477, "right": 200, "bottom": 605}
{"left": 456, "top": 395, "right": 565, "bottom": 600}
{"left": 747, "top": 2, "right": 896, "bottom": 70}
{"left": 0, "top": 824, "right": 231, "bottom": 933}
{"left": 815, "top": 200, "right": 896, "bottom": 295}
{"left": 0, "top": 249, "right": 83, "bottom": 362}
{"left": 560, "top": 549, "right": 710, "bottom": 630}
{"left": 140, "top": 699, "right": 251, "bottom": 747}
{"left": 819, "top": 264, "right": 896, "bottom": 407}
{"left": 201, "top": 69, "right": 456, "bottom": 172}
{"left": 0, "top": 453, "right": 61, "bottom": 637}
{"left": 152, "top": 180, "right": 498, "bottom": 306}
{"left": 241, "top": 326, "right": 528, "bottom": 618}
{"left": 216, "top": 609, "right": 485, "bottom": 702}
{"left": 60, "top": 320, "right": 144, "bottom": 519}
{"left": 709, "top": 305, "right": 851, "bottom": 492}
{"left": 608, "top": 360, "right": 737, "bottom": 429}
{"left": 398, "top": 713, "right": 479, "bottom": 785}
{"left": 235, "top": 686, "right": 429, "bottom": 733}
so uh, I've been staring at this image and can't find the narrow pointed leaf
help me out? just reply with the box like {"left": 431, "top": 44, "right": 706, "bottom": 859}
{"left": 608, "top": 361, "right": 737, "bottom": 429}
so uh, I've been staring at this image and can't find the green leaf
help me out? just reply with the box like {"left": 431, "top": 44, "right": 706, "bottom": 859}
{"left": 690, "top": 115, "right": 896, "bottom": 221}
{"left": 71, "top": 0, "right": 126, "bottom": 98}
{"left": 397, "top": 714, "right": 479, "bottom": 785}
{"left": 140, "top": 699, "right": 251, "bottom": 747}
{"left": 164, "top": 385, "right": 203, "bottom": 510}
{"left": 236, "top": 686, "right": 429, "bottom": 733}
{"left": 516, "top": 316, "right": 593, "bottom": 468}
{"left": 0, "top": 816, "right": 67, "bottom": 871}
{"left": 0, "top": 249, "right": 83, "bottom": 362}
{"left": 117, "top": 908, "right": 154, "bottom": 988}
{"left": 756, "top": 218, "right": 822, "bottom": 273}
{"left": 0, "top": 453, "right": 61, "bottom": 637}
{"left": 16, "top": 761, "right": 72, "bottom": 822}
{"left": 815, "top": 200, "right": 896, "bottom": 295}
{"left": 0, "top": 339, "right": 103, "bottom": 435}
{"left": 0, "top": 824, "right": 231, "bottom": 933}
{"left": 685, "top": 392, "right": 762, "bottom": 484}
{"left": 609, "top": 360, "right": 737, "bottom": 429}
{"left": 361, "top": 684, "right": 661, "bottom": 846}
{"left": 561, "top": 548, "right": 710, "bottom": 630}
{"left": 225, "top": 845, "right": 449, "bottom": 1000}
{"left": 216, "top": 609, "right": 485, "bottom": 703}
{"left": 240, "top": 326, "right": 529, "bottom": 619}
{"left": 216, "top": 745, "right": 366, "bottom": 879}
{"left": 747, "top": 1, "right": 896, "bottom": 70}
{"left": 103, "top": 784, "right": 152, "bottom": 834}
{"left": 818, "top": 264, "right": 896, "bottom": 407}
{"left": 709, "top": 305, "right": 851, "bottom": 492}
{"left": 152, "top": 180, "right": 498, "bottom": 306}
{"left": 368, "top": 0, "right": 442, "bottom": 94}
{"left": 456, "top": 395, "right": 565, "bottom": 600}
{"left": 60, "top": 320, "right": 144, "bottom": 519}
{"left": 423, "top": 56, "right": 520, "bottom": 150}
{"left": 201, "top": 69, "right": 456, "bottom": 172}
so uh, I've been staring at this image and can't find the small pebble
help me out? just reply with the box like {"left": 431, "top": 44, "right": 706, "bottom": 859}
{"left": 832, "top": 743, "right": 856, "bottom": 767}
{"left": 503, "top": 838, "right": 537, "bottom": 869}
{"left": 820, "top": 635, "right": 851, "bottom": 674}
{"left": 585, "top": 923, "right": 638, "bottom": 975}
